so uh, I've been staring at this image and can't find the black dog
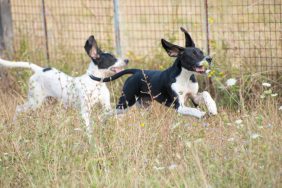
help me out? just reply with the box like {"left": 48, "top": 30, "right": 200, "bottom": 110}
{"left": 89, "top": 27, "right": 217, "bottom": 118}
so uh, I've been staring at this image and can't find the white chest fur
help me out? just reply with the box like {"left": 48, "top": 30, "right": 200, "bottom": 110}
{"left": 171, "top": 68, "right": 199, "bottom": 96}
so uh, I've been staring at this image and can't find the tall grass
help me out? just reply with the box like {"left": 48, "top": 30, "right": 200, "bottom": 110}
{"left": 0, "top": 45, "right": 281, "bottom": 187}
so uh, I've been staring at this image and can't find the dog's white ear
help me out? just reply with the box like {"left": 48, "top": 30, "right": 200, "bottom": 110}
{"left": 84, "top": 35, "right": 101, "bottom": 59}
{"left": 180, "top": 27, "right": 195, "bottom": 47}
{"left": 161, "top": 39, "right": 185, "bottom": 57}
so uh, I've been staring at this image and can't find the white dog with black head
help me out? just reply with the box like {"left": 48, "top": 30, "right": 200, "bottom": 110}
{"left": 0, "top": 35, "right": 129, "bottom": 138}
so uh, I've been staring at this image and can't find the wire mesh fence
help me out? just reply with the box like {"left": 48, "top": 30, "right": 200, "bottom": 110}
{"left": 118, "top": 0, "right": 206, "bottom": 54}
{"left": 10, "top": 0, "right": 114, "bottom": 58}
{"left": 5, "top": 0, "right": 282, "bottom": 75}
{"left": 208, "top": 0, "right": 281, "bottom": 75}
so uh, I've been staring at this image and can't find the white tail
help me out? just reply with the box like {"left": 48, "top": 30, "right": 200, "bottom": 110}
{"left": 0, "top": 58, "right": 42, "bottom": 72}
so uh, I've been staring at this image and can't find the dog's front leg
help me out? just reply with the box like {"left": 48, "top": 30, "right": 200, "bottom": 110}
{"left": 100, "top": 95, "right": 112, "bottom": 114}
{"left": 191, "top": 91, "right": 217, "bottom": 115}
{"left": 80, "top": 106, "right": 93, "bottom": 139}
{"left": 98, "top": 88, "right": 113, "bottom": 118}
{"left": 176, "top": 94, "right": 206, "bottom": 118}
{"left": 177, "top": 106, "right": 206, "bottom": 118}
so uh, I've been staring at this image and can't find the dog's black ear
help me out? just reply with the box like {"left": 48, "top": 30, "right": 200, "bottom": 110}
{"left": 84, "top": 35, "right": 101, "bottom": 59}
{"left": 161, "top": 39, "right": 185, "bottom": 57}
{"left": 180, "top": 27, "right": 195, "bottom": 47}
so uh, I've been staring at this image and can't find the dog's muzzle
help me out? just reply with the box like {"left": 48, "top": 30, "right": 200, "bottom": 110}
{"left": 194, "top": 56, "right": 212, "bottom": 74}
{"left": 205, "top": 56, "right": 212, "bottom": 64}
{"left": 109, "top": 59, "right": 129, "bottom": 73}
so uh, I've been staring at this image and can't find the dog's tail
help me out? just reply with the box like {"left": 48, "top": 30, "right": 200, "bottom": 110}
{"left": 89, "top": 69, "right": 140, "bottom": 82}
{"left": 0, "top": 58, "right": 42, "bottom": 72}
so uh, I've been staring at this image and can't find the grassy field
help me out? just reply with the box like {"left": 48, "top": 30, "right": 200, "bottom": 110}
{"left": 0, "top": 48, "right": 281, "bottom": 187}
{"left": 1, "top": 0, "right": 281, "bottom": 187}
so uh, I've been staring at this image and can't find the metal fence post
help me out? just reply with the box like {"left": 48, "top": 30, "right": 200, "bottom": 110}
{"left": 202, "top": 0, "right": 215, "bottom": 96}
{"left": 203, "top": 0, "right": 210, "bottom": 55}
{"left": 0, "top": 0, "right": 14, "bottom": 56}
{"left": 41, "top": 0, "right": 50, "bottom": 61}
{"left": 113, "top": 0, "right": 122, "bottom": 56}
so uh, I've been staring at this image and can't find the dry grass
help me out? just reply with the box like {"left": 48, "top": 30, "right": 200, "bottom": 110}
{"left": 0, "top": 56, "right": 281, "bottom": 187}
{"left": 1, "top": 1, "right": 281, "bottom": 186}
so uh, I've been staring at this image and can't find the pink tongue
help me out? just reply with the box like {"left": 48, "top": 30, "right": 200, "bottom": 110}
{"left": 113, "top": 67, "right": 124, "bottom": 73}
{"left": 196, "top": 67, "right": 205, "bottom": 72}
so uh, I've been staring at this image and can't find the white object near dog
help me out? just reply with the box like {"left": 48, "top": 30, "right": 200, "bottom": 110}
{"left": 0, "top": 35, "right": 128, "bottom": 138}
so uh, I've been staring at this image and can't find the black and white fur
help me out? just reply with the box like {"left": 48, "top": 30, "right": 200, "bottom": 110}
{"left": 0, "top": 35, "right": 129, "bottom": 137}
{"left": 89, "top": 28, "right": 217, "bottom": 118}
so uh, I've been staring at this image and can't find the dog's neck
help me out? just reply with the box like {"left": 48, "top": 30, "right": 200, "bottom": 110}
{"left": 165, "top": 59, "right": 196, "bottom": 81}
{"left": 86, "top": 62, "right": 107, "bottom": 78}
{"left": 179, "top": 67, "right": 195, "bottom": 81}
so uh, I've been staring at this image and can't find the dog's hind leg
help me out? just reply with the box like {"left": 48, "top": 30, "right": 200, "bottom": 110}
{"left": 116, "top": 93, "right": 136, "bottom": 113}
{"left": 115, "top": 79, "right": 139, "bottom": 114}
{"left": 136, "top": 97, "right": 152, "bottom": 108}
{"left": 115, "top": 96, "right": 129, "bottom": 115}
{"left": 14, "top": 97, "right": 45, "bottom": 121}
{"left": 13, "top": 78, "right": 46, "bottom": 121}
{"left": 191, "top": 91, "right": 217, "bottom": 115}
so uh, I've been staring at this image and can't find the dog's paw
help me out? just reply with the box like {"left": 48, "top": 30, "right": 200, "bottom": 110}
{"left": 207, "top": 101, "right": 217, "bottom": 115}
{"left": 199, "top": 112, "right": 206, "bottom": 119}
{"left": 202, "top": 91, "right": 218, "bottom": 115}
{"left": 196, "top": 110, "right": 206, "bottom": 119}
{"left": 103, "top": 110, "right": 113, "bottom": 117}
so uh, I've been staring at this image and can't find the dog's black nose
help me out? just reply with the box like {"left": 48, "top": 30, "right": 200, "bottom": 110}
{"left": 124, "top": 59, "right": 129, "bottom": 64}
{"left": 206, "top": 56, "right": 212, "bottom": 63}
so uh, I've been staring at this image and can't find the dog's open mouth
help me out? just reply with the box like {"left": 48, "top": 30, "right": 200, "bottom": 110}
{"left": 110, "top": 67, "right": 124, "bottom": 73}
{"left": 195, "top": 66, "right": 206, "bottom": 74}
